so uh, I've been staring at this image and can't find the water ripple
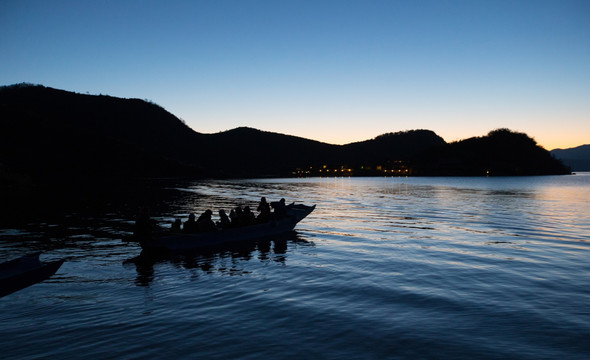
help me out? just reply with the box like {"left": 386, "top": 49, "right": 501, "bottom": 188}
{"left": 1, "top": 176, "right": 590, "bottom": 359}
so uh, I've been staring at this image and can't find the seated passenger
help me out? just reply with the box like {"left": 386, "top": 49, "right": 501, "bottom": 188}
{"left": 232, "top": 206, "right": 244, "bottom": 227}
{"left": 184, "top": 213, "right": 198, "bottom": 233}
{"left": 229, "top": 208, "right": 240, "bottom": 227}
{"left": 271, "top": 198, "right": 287, "bottom": 219}
{"left": 197, "top": 209, "right": 217, "bottom": 232}
{"left": 217, "top": 209, "right": 231, "bottom": 229}
{"left": 257, "top": 197, "right": 271, "bottom": 223}
{"left": 242, "top": 206, "right": 255, "bottom": 226}
{"left": 171, "top": 218, "right": 182, "bottom": 233}
{"left": 134, "top": 207, "right": 154, "bottom": 239}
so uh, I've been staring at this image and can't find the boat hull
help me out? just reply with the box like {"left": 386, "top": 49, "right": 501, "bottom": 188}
{"left": 140, "top": 204, "right": 315, "bottom": 251}
{"left": 0, "top": 253, "right": 64, "bottom": 298}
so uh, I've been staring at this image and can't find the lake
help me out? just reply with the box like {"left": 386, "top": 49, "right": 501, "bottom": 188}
{"left": 1, "top": 174, "right": 590, "bottom": 359}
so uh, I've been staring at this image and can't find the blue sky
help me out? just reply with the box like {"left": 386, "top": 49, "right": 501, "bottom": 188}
{"left": 1, "top": 0, "right": 589, "bottom": 149}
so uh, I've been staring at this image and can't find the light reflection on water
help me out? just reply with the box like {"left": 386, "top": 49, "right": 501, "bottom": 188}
{"left": 1, "top": 174, "right": 590, "bottom": 359}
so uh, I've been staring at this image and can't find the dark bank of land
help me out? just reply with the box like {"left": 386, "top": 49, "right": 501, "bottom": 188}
{"left": 0, "top": 83, "right": 572, "bottom": 222}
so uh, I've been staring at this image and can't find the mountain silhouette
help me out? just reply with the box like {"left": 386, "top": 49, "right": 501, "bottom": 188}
{"left": 1, "top": 84, "right": 570, "bottom": 181}
{"left": 411, "top": 129, "right": 570, "bottom": 176}
{"left": 551, "top": 145, "right": 590, "bottom": 171}
{"left": 0, "top": 83, "right": 203, "bottom": 176}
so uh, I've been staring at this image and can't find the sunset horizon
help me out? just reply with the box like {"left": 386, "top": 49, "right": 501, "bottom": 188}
{"left": 2, "top": 81, "right": 585, "bottom": 152}
{"left": 1, "top": 0, "right": 588, "bottom": 151}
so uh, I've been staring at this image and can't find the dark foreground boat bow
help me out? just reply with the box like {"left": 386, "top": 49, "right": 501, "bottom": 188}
{"left": 0, "top": 253, "right": 65, "bottom": 298}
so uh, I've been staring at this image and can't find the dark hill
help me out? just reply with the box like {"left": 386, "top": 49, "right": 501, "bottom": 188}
{"left": 198, "top": 127, "right": 340, "bottom": 177}
{"left": 342, "top": 130, "right": 446, "bottom": 167}
{"left": 551, "top": 145, "right": 590, "bottom": 171}
{"left": 0, "top": 83, "right": 203, "bottom": 172}
{"left": 200, "top": 128, "right": 447, "bottom": 177}
{"left": 0, "top": 84, "right": 570, "bottom": 180}
{"left": 412, "top": 129, "right": 570, "bottom": 176}
{"left": 0, "top": 84, "right": 447, "bottom": 178}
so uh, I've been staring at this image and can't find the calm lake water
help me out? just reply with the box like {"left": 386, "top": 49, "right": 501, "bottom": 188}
{"left": 1, "top": 174, "right": 590, "bottom": 359}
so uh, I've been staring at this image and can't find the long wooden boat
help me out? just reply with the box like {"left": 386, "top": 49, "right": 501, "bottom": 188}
{"left": 139, "top": 203, "right": 316, "bottom": 251}
{"left": 0, "top": 253, "right": 64, "bottom": 298}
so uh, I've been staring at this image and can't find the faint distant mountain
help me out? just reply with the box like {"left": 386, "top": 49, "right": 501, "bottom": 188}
{"left": 0, "top": 84, "right": 570, "bottom": 182}
{"left": 551, "top": 145, "right": 590, "bottom": 171}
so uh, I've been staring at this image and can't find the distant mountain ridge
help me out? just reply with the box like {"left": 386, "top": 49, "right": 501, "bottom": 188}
{"left": 0, "top": 84, "right": 570, "bottom": 181}
{"left": 551, "top": 145, "right": 590, "bottom": 171}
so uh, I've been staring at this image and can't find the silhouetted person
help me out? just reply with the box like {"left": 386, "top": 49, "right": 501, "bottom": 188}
{"left": 271, "top": 198, "right": 287, "bottom": 219}
{"left": 184, "top": 213, "right": 197, "bottom": 233}
{"left": 257, "top": 197, "right": 271, "bottom": 223}
{"left": 171, "top": 218, "right": 182, "bottom": 233}
{"left": 233, "top": 206, "right": 244, "bottom": 227}
{"left": 197, "top": 209, "right": 216, "bottom": 232}
{"left": 134, "top": 207, "right": 153, "bottom": 239}
{"left": 229, "top": 209, "right": 239, "bottom": 227}
{"left": 242, "top": 206, "right": 255, "bottom": 226}
{"left": 217, "top": 209, "right": 231, "bottom": 229}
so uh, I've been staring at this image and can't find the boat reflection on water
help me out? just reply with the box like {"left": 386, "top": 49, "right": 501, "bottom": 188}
{"left": 125, "top": 233, "right": 312, "bottom": 286}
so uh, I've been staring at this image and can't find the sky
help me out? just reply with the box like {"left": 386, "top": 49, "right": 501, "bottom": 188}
{"left": 1, "top": 0, "right": 589, "bottom": 150}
